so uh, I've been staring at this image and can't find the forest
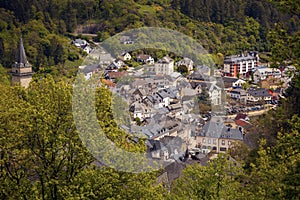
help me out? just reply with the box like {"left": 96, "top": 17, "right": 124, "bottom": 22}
{"left": 0, "top": 0, "right": 299, "bottom": 199}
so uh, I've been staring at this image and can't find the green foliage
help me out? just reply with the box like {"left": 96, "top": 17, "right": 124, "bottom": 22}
{"left": 171, "top": 154, "right": 249, "bottom": 199}
{"left": 177, "top": 65, "right": 189, "bottom": 76}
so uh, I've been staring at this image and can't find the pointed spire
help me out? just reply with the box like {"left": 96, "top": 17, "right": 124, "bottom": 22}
{"left": 17, "top": 37, "right": 29, "bottom": 67}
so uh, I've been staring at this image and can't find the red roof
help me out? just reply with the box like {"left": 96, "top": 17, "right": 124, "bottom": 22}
{"left": 102, "top": 79, "right": 115, "bottom": 87}
{"left": 235, "top": 113, "right": 248, "bottom": 121}
{"left": 235, "top": 119, "right": 251, "bottom": 127}
{"left": 107, "top": 71, "right": 127, "bottom": 79}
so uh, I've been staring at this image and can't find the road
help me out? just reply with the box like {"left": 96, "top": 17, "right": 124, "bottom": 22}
{"left": 225, "top": 107, "right": 274, "bottom": 119}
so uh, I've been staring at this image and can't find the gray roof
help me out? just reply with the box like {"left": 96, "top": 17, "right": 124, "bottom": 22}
{"left": 224, "top": 53, "right": 257, "bottom": 63}
{"left": 222, "top": 77, "right": 239, "bottom": 83}
{"left": 247, "top": 88, "right": 272, "bottom": 97}
{"left": 188, "top": 71, "right": 211, "bottom": 81}
{"left": 82, "top": 64, "right": 100, "bottom": 74}
{"left": 16, "top": 37, "right": 31, "bottom": 67}
{"left": 158, "top": 56, "right": 173, "bottom": 64}
{"left": 176, "top": 57, "right": 193, "bottom": 66}
{"left": 230, "top": 88, "right": 246, "bottom": 95}
{"left": 157, "top": 88, "right": 177, "bottom": 99}
{"left": 198, "top": 120, "right": 243, "bottom": 140}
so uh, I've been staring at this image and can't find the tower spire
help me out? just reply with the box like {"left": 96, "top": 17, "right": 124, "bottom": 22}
{"left": 17, "top": 37, "right": 30, "bottom": 67}
{"left": 11, "top": 36, "right": 33, "bottom": 88}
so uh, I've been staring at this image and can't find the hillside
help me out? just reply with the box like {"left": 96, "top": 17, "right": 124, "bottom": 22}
{"left": 0, "top": 1, "right": 300, "bottom": 199}
{"left": 0, "top": 0, "right": 299, "bottom": 75}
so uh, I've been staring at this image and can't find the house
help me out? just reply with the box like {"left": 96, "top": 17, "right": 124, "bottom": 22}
{"left": 223, "top": 51, "right": 259, "bottom": 77}
{"left": 83, "top": 45, "right": 92, "bottom": 54}
{"left": 146, "top": 139, "right": 170, "bottom": 160}
{"left": 129, "top": 101, "right": 152, "bottom": 120}
{"left": 120, "top": 35, "right": 134, "bottom": 44}
{"left": 196, "top": 118, "right": 244, "bottom": 154}
{"left": 221, "top": 77, "right": 246, "bottom": 91}
{"left": 72, "top": 39, "right": 88, "bottom": 48}
{"left": 132, "top": 88, "right": 147, "bottom": 101}
{"left": 167, "top": 103, "right": 183, "bottom": 118}
{"left": 228, "top": 88, "right": 247, "bottom": 103}
{"left": 106, "top": 62, "right": 119, "bottom": 71}
{"left": 136, "top": 54, "right": 155, "bottom": 65}
{"left": 195, "top": 65, "right": 211, "bottom": 76}
{"left": 106, "top": 71, "right": 127, "bottom": 82}
{"left": 155, "top": 56, "right": 174, "bottom": 75}
{"left": 166, "top": 72, "right": 184, "bottom": 87}
{"left": 253, "top": 67, "right": 281, "bottom": 83}
{"left": 209, "top": 84, "right": 223, "bottom": 105}
{"left": 188, "top": 70, "right": 211, "bottom": 82}
{"left": 146, "top": 136, "right": 185, "bottom": 161}
{"left": 176, "top": 57, "right": 194, "bottom": 71}
{"left": 78, "top": 64, "right": 100, "bottom": 80}
{"left": 72, "top": 39, "right": 93, "bottom": 54}
{"left": 118, "top": 52, "right": 132, "bottom": 61}
{"left": 247, "top": 88, "right": 272, "bottom": 102}
{"left": 114, "top": 58, "right": 126, "bottom": 68}
{"left": 195, "top": 82, "right": 223, "bottom": 105}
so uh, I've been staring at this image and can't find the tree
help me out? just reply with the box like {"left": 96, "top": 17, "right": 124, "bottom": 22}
{"left": 171, "top": 154, "right": 249, "bottom": 199}
{"left": 177, "top": 64, "right": 189, "bottom": 76}
{"left": 0, "top": 76, "right": 94, "bottom": 199}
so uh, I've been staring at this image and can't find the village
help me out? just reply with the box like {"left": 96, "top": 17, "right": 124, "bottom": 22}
{"left": 74, "top": 37, "right": 296, "bottom": 165}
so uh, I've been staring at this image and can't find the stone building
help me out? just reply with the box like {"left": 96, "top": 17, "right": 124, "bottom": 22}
{"left": 11, "top": 37, "right": 33, "bottom": 88}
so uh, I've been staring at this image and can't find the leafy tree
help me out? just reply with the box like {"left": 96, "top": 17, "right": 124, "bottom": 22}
{"left": 171, "top": 154, "right": 249, "bottom": 199}
{"left": 177, "top": 64, "right": 189, "bottom": 76}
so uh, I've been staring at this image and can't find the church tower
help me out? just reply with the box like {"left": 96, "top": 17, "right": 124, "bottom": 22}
{"left": 11, "top": 37, "right": 33, "bottom": 88}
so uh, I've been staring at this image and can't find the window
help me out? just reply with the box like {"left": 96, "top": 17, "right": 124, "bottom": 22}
{"left": 228, "top": 141, "right": 232, "bottom": 146}
{"left": 208, "top": 139, "right": 211, "bottom": 144}
{"left": 213, "top": 139, "right": 217, "bottom": 144}
{"left": 202, "top": 138, "right": 206, "bottom": 144}
{"left": 220, "top": 147, "right": 227, "bottom": 152}
{"left": 221, "top": 140, "right": 225, "bottom": 145}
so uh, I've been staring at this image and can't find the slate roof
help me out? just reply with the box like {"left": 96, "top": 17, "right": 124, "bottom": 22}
{"left": 15, "top": 37, "right": 31, "bottom": 68}
{"left": 230, "top": 88, "right": 246, "bottom": 95}
{"left": 176, "top": 57, "right": 193, "bottom": 66}
{"left": 82, "top": 64, "right": 99, "bottom": 74}
{"left": 136, "top": 54, "right": 152, "bottom": 60}
{"left": 247, "top": 88, "right": 272, "bottom": 97}
{"left": 222, "top": 77, "right": 239, "bottom": 83}
{"left": 188, "top": 71, "right": 211, "bottom": 81}
{"left": 198, "top": 120, "right": 243, "bottom": 140}
{"left": 224, "top": 53, "right": 257, "bottom": 63}
{"left": 158, "top": 56, "right": 173, "bottom": 64}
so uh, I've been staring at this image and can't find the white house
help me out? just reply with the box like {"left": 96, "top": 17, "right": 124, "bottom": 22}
{"left": 253, "top": 67, "right": 282, "bottom": 83}
{"left": 72, "top": 39, "right": 88, "bottom": 48}
{"left": 229, "top": 88, "right": 247, "bottom": 103}
{"left": 209, "top": 84, "right": 222, "bottom": 105}
{"left": 232, "top": 79, "right": 246, "bottom": 87}
{"left": 155, "top": 56, "right": 174, "bottom": 75}
{"left": 247, "top": 88, "right": 272, "bottom": 102}
{"left": 176, "top": 57, "right": 194, "bottom": 71}
{"left": 136, "top": 54, "right": 155, "bottom": 65}
{"left": 119, "top": 52, "right": 132, "bottom": 61}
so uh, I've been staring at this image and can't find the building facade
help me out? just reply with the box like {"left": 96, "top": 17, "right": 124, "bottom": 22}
{"left": 223, "top": 52, "right": 259, "bottom": 77}
{"left": 155, "top": 56, "right": 174, "bottom": 75}
{"left": 11, "top": 38, "right": 33, "bottom": 88}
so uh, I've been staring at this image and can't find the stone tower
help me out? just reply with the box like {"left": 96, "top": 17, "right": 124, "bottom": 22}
{"left": 11, "top": 37, "right": 33, "bottom": 88}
